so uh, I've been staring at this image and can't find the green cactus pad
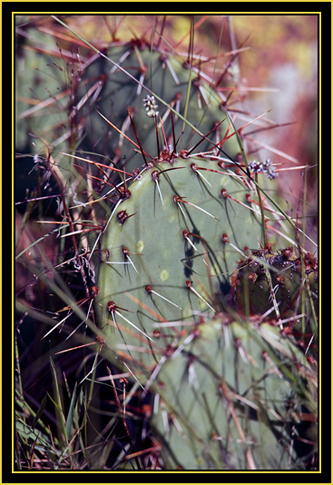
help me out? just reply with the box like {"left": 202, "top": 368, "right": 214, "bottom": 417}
{"left": 149, "top": 318, "right": 317, "bottom": 470}
{"left": 82, "top": 46, "right": 240, "bottom": 171}
{"left": 95, "top": 156, "right": 263, "bottom": 371}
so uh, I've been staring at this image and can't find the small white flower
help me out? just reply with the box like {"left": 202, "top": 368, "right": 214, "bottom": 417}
{"left": 143, "top": 95, "right": 159, "bottom": 118}
{"left": 249, "top": 159, "right": 277, "bottom": 180}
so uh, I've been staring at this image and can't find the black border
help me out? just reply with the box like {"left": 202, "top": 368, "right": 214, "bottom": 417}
{"left": 6, "top": 2, "right": 331, "bottom": 483}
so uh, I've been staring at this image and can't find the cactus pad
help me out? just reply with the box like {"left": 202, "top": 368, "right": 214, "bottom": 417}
{"left": 82, "top": 46, "right": 240, "bottom": 172}
{"left": 149, "top": 317, "right": 317, "bottom": 469}
{"left": 95, "top": 156, "right": 263, "bottom": 371}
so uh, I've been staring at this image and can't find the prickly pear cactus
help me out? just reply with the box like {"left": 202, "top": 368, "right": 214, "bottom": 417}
{"left": 87, "top": 27, "right": 318, "bottom": 473}
{"left": 95, "top": 154, "right": 263, "bottom": 371}
{"left": 148, "top": 317, "right": 317, "bottom": 470}
{"left": 82, "top": 45, "right": 240, "bottom": 172}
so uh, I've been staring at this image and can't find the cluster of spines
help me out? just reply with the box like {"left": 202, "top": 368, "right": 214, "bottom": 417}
{"left": 232, "top": 246, "right": 318, "bottom": 352}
